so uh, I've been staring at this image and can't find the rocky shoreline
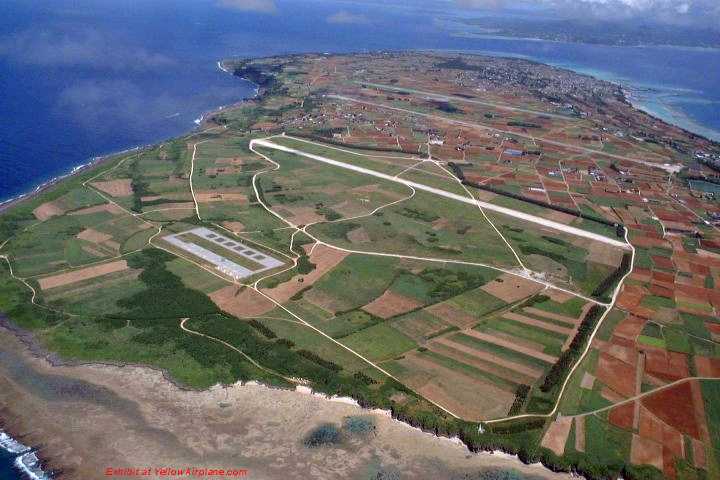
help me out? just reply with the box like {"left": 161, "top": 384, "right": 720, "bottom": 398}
{"left": 0, "top": 320, "right": 571, "bottom": 480}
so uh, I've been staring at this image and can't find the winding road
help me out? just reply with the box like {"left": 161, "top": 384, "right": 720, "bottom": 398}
{"left": 250, "top": 137, "right": 630, "bottom": 249}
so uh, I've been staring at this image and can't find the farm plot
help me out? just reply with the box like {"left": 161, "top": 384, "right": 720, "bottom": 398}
{"left": 32, "top": 188, "right": 108, "bottom": 221}
{"left": 384, "top": 349, "right": 517, "bottom": 420}
{"left": 261, "top": 244, "right": 348, "bottom": 304}
{"left": 303, "top": 254, "right": 399, "bottom": 313}
{"left": 271, "top": 136, "right": 421, "bottom": 177}
{"left": 40, "top": 267, "right": 146, "bottom": 316}
{"left": 256, "top": 147, "right": 412, "bottom": 226}
{"left": 38, "top": 260, "right": 130, "bottom": 290}
{"left": 6, "top": 208, "right": 151, "bottom": 277}
{"left": 310, "top": 190, "right": 518, "bottom": 268}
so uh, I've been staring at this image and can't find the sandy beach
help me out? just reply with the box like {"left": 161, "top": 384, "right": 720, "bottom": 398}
{"left": 0, "top": 323, "right": 571, "bottom": 480}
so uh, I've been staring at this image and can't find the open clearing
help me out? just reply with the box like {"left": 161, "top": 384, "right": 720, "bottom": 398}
{"left": 480, "top": 273, "right": 544, "bottom": 303}
{"left": 262, "top": 245, "right": 347, "bottom": 304}
{"left": 90, "top": 179, "right": 133, "bottom": 197}
{"left": 38, "top": 260, "right": 130, "bottom": 290}
{"left": 541, "top": 416, "right": 573, "bottom": 456}
{"left": 362, "top": 290, "right": 423, "bottom": 319}
{"left": 210, "top": 285, "right": 276, "bottom": 317}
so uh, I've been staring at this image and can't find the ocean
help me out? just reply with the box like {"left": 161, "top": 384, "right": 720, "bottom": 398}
{"left": 0, "top": 0, "right": 719, "bottom": 477}
{"left": 0, "top": 432, "right": 50, "bottom": 480}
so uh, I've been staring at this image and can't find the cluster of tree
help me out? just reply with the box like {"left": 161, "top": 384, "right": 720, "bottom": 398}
{"left": 507, "top": 121, "right": 541, "bottom": 129}
{"left": 448, "top": 162, "right": 623, "bottom": 232}
{"left": 296, "top": 254, "right": 316, "bottom": 275}
{"left": 591, "top": 252, "right": 632, "bottom": 302}
{"left": 397, "top": 207, "right": 440, "bottom": 223}
{"left": 118, "top": 249, "right": 220, "bottom": 321}
{"left": 508, "top": 384, "right": 530, "bottom": 416}
{"left": 431, "top": 101, "right": 460, "bottom": 113}
{"left": 130, "top": 159, "right": 150, "bottom": 213}
{"left": 296, "top": 349, "right": 342, "bottom": 372}
{"left": 418, "top": 267, "right": 490, "bottom": 302}
{"left": 487, "top": 418, "right": 546, "bottom": 435}
{"left": 316, "top": 204, "right": 342, "bottom": 221}
{"left": 247, "top": 319, "right": 276, "bottom": 339}
{"left": 540, "top": 305, "right": 604, "bottom": 393}
{"left": 232, "top": 62, "right": 280, "bottom": 91}
{"left": 0, "top": 210, "right": 33, "bottom": 244}
{"left": 353, "top": 371, "right": 377, "bottom": 385}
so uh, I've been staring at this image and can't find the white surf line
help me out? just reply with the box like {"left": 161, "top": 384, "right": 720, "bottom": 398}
{"left": 328, "top": 94, "right": 681, "bottom": 172}
{"left": 484, "top": 227, "right": 635, "bottom": 426}
{"left": 251, "top": 138, "right": 629, "bottom": 249}
{"left": 217, "top": 60, "right": 230, "bottom": 73}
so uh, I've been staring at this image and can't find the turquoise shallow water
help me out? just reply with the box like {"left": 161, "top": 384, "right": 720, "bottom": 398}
{"left": 1, "top": 0, "right": 719, "bottom": 206}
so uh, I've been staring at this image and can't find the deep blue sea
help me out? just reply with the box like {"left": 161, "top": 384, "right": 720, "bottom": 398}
{"left": 1, "top": 0, "right": 719, "bottom": 207}
{"left": 0, "top": 0, "right": 719, "bottom": 477}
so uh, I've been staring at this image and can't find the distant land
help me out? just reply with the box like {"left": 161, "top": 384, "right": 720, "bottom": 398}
{"left": 450, "top": 17, "right": 720, "bottom": 49}
{"left": 1, "top": 51, "right": 719, "bottom": 479}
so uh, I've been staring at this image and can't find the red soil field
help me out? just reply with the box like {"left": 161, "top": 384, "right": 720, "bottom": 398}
{"left": 362, "top": 290, "right": 422, "bottom": 319}
{"left": 596, "top": 352, "right": 636, "bottom": 398}
{"left": 674, "top": 283, "right": 710, "bottom": 301}
{"left": 651, "top": 271, "right": 675, "bottom": 284}
{"left": 652, "top": 256, "right": 675, "bottom": 271}
{"left": 616, "top": 285, "right": 646, "bottom": 311}
{"left": 608, "top": 401, "right": 635, "bottom": 430}
{"left": 630, "top": 435, "right": 663, "bottom": 471}
{"left": 641, "top": 381, "right": 699, "bottom": 440}
{"left": 649, "top": 284, "right": 674, "bottom": 298}
{"left": 662, "top": 424, "right": 684, "bottom": 458}
{"left": 643, "top": 348, "right": 689, "bottom": 382}
{"left": 613, "top": 314, "right": 645, "bottom": 341}
{"left": 639, "top": 406, "right": 664, "bottom": 443}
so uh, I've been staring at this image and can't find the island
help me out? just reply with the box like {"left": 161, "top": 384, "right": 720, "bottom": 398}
{"left": 1, "top": 52, "right": 719, "bottom": 480}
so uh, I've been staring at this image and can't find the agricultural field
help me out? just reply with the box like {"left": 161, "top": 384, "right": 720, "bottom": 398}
{"left": 1, "top": 51, "right": 719, "bottom": 480}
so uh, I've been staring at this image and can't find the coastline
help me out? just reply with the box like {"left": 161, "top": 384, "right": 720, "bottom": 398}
{"left": 0, "top": 51, "right": 717, "bottom": 479}
{"left": 0, "top": 314, "right": 563, "bottom": 479}
{"left": 448, "top": 31, "right": 720, "bottom": 52}
{"left": 2, "top": 50, "right": 718, "bottom": 218}
{"left": 0, "top": 61, "right": 260, "bottom": 215}
{"left": 623, "top": 89, "right": 720, "bottom": 142}
{"left": 0, "top": 142, "right": 150, "bottom": 216}
{"left": 0, "top": 322, "right": 570, "bottom": 480}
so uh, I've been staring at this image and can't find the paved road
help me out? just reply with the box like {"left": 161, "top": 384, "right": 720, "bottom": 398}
{"left": 355, "top": 81, "right": 577, "bottom": 121}
{"left": 251, "top": 138, "right": 630, "bottom": 249}
{"left": 328, "top": 94, "right": 681, "bottom": 172}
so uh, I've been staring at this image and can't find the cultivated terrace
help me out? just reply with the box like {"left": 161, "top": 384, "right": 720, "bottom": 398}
{"left": 1, "top": 52, "right": 719, "bottom": 480}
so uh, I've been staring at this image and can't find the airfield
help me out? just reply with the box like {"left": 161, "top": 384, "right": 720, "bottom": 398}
{"left": 1, "top": 52, "right": 719, "bottom": 479}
